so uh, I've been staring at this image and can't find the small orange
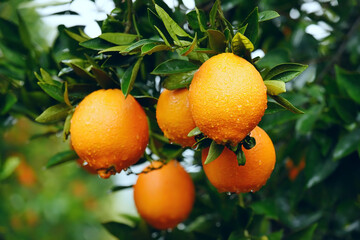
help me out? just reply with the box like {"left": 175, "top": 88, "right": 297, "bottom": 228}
{"left": 133, "top": 160, "right": 195, "bottom": 230}
{"left": 156, "top": 88, "right": 196, "bottom": 147}
{"left": 202, "top": 126, "right": 275, "bottom": 193}
{"left": 70, "top": 89, "right": 149, "bottom": 178}
{"left": 286, "top": 157, "right": 306, "bottom": 181}
{"left": 189, "top": 53, "right": 267, "bottom": 145}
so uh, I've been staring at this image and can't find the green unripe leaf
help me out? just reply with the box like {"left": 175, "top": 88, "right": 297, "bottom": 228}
{"left": 204, "top": 141, "right": 225, "bottom": 164}
{"left": 35, "top": 103, "right": 72, "bottom": 123}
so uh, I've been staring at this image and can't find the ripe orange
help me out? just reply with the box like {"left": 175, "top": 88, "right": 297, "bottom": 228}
{"left": 70, "top": 89, "right": 149, "bottom": 179}
{"left": 133, "top": 160, "right": 195, "bottom": 230}
{"left": 156, "top": 88, "right": 196, "bottom": 147}
{"left": 286, "top": 157, "right": 305, "bottom": 181}
{"left": 202, "top": 126, "right": 275, "bottom": 193}
{"left": 189, "top": 53, "right": 267, "bottom": 145}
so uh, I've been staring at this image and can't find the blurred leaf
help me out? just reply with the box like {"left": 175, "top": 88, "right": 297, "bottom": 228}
{"left": 163, "top": 70, "right": 196, "bottom": 90}
{"left": 121, "top": 57, "right": 143, "bottom": 97}
{"left": 264, "top": 80, "right": 286, "bottom": 95}
{"left": 333, "top": 128, "right": 360, "bottom": 161}
{"left": 228, "top": 230, "right": 246, "bottom": 240}
{"left": 306, "top": 156, "right": 339, "bottom": 189}
{"left": 209, "top": 0, "right": 220, "bottom": 28}
{"left": 207, "top": 30, "right": 226, "bottom": 53}
{"left": 151, "top": 59, "right": 198, "bottom": 76}
{"left": 16, "top": 11, "right": 33, "bottom": 51}
{"left": 110, "top": 185, "right": 133, "bottom": 192}
{"left": 102, "top": 222, "right": 134, "bottom": 239}
{"left": 38, "top": 82, "right": 64, "bottom": 102}
{"left": 265, "top": 102, "right": 286, "bottom": 114}
{"left": 241, "top": 7, "right": 259, "bottom": 44}
{"left": 258, "top": 11, "right": 280, "bottom": 22}
{"left": 64, "top": 29, "right": 88, "bottom": 42}
{"left": 204, "top": 141, "right": 224, "bottom": 164}
{"left": 134, "top": 96, "right": 158, "bottom": 107}
{"left": 251, "top": 200, "right": 279, "bottom": 220}
{"left": 268, "top": 230, "right": 283, "bottom": 240}
{"left": 335, "top": 65, "right": 360, "bottom": 104}
{"left": 231, "top": 32, "right": 254, "bottom": 58}
{"left": 99, "top": 33, "right": 138, "bottom": 45}
{"left": 35, "top": 103, "right": 72, "bottom": 123}
{"left": 46, "top": 150, "right": 78, "bottom": 168}
{"left": 295, "top": 105, "right": 322, "bottom": 134}
{"left": 264, "top": 63, "right": 308, "bottom": 82}
{"left": 80, "top": 38, "right": 115, "bottom": 50}
{"left": 330, "top": 96, "right": 357, "bottom": 124}
{"left": 70, "top": 63, "right": 96, "bottom": 81}
{"left": 287, "top": 223, "right": 318, "bottom": 240}
{"left": 0, "top": 92, "right": 17, "bottom": 115}
{"left": 0, "top": 18, "right": 20, "bottom": 43}
{"left": 270, "top": 95, "right": 304, "bottom": 114}
{"left": 0, "top": 156, "right": 20, "bottom": 180}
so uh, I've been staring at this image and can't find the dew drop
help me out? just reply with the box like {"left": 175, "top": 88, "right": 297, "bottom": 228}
{"left": 250, "top": 189, "right": 254, "bottom": 193}
{"left": 226, "top": 192, "right": 232, "bottom": 196}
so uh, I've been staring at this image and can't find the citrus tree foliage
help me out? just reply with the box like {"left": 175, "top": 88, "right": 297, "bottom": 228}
{"left": 1, "top": 0, "right": 360, "bottom": 239}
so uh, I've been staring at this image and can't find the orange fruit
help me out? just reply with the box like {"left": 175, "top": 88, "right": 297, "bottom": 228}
{"left": 70, "top": 89, "right": 149, "bottom": 179}
{"left": 202, "top": 126, "right": 275, "bottom": 193}
{"left": 156, "top": 88, "right": 196, "bottom": 147}
{"left": 189, "top": 53, "right": 267, "bottom": 145}
{"left": 133, "top": 160, "right": 195, "bottom": 230}
{"left": 286, "top": 157, "right": 305, "bottom": 181}
{"left": 76, "top": 158, "right": 97, "bottom": 174}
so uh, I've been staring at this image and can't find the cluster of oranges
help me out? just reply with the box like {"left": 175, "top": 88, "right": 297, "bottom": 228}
{"left": 69, "top": 53, "right": 276, "bottom": 230}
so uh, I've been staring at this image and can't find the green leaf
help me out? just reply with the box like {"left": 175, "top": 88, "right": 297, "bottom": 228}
{"left": 70, "top": 63, "right": 95, "bottom": 81}
{"left": 46, "top": 150, "right": 78, "bottom": 168}
{"left": 99, "top": 33, "right": 138, "bottom": 45}
{"left": 265, "top": 102, "right": 286, "bottom": 114}
{"left": 35, "top": 103, "right": 72, "bottom": 123}
{"left": 154, "top": 26, "right": 171, "bottom": 47}
{"left": 91, "top": 67, "right": 116, "bottom": 89}
{"left": 121, "top": 57, "right": 143, "bottom": 97}
{"left": 269, "top": 95, "right": 304, "bottom": 114}
{"left": 80, "top": 38, "right": 115, "bottom": 50}
{"left": 186, "top": 9, "right": 207, "bottom": 33}
{"left": 64, "top": 29, "right": 88, "bottom": 42}
{"left": 99, "top": 45, "right": 130, "bottom": 53}
{"left": 155, "top": 4, "right": 191, "bottom": 45}
{"left": 258, "top": 11, "right": 280, "bottom": 22}
{"left": 188, "top": 127, "right": 201, "bottom": 137}
{"left": 268, "top": 230, "right": 284, "bottom": 240}
{"left": 102, "top": 222, "right": 135, "bottom": 239}
{"left": 335, "top": 65, "right": 360, "bottom": 104}
{"left": 38, "top": 82, "right": 64, "bottom": 102}
{"left": 264, "top": 63, "right": 308, "bottom": 82}
{"left": 134, "top": 96, "right": 158, "bottom": 107}
{"left": 151, "top": 59, "right": 198, "bottom": 76}
{"left": 204, "top": 141, "right": 225, "bottom": 164}
{"left": 124, "top": 39, "right": 160, "bottom": 53}
{"left": 0, "top": 156, "right": 21, "bottom": 180}
{"left": 231, "top": 32, "right": 254, "bottom": 57}
{"left": 0, "top": 93, "right": 17, "bottom": 115}
{"left": 163, "top": 71, "right": 196, "bottom": 90}
{"left": 141, "top": 43, "right": 171, "bottom": 56}
{"left": 295, "top": 105, "right": 322, "bottom": 134}
{"left": 207, "top": 30, "right": 226, "bottom": 53}
{"left": 288, "top": 223, "right": 318, "bottom": 240}
{"left": 16, "top": 11, "right": 33, "bottom": 51}
{"left": 251, "top": 200, "right": 279, "bottom": 220}
{"left": 180, "top": 33, "right": 197, "bottom": 56}
{"left": 333, "top": 128, "right": 360, "bottom": 161}
{"left": 209, "top": 0, "right": 220, "bottom": 28}
{"left": 63, "top": 112, "right": 72, "bottom": 141}
{"left": 236, "top": 148, "right": 246, "bottom": 165}
{"left": 264, "top": 80, "right": 286, "bottom": 95}
{"left": 110, "top": 185, "right": 133, "bottom": 192}
{"left": 241, "top": 7, "right": 259, "bottom": 44}
{"left": 39, "top": 68, "right": 54, "bottom": 84}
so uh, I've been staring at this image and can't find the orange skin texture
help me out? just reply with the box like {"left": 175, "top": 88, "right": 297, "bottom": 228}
{"left": 189, "top": 53, "right": 267, "bottom": 144}
{"left": 156, "top": 88, "right": 196, "bottom": 147}
{"left": 70, "top": 89, "right": 149, "bottom": 178}
{"left": 134, "top": 160, "right": 195, "bottom": 230}
{"left": 202, "top": 126, "right": 276, "bottom": 193}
